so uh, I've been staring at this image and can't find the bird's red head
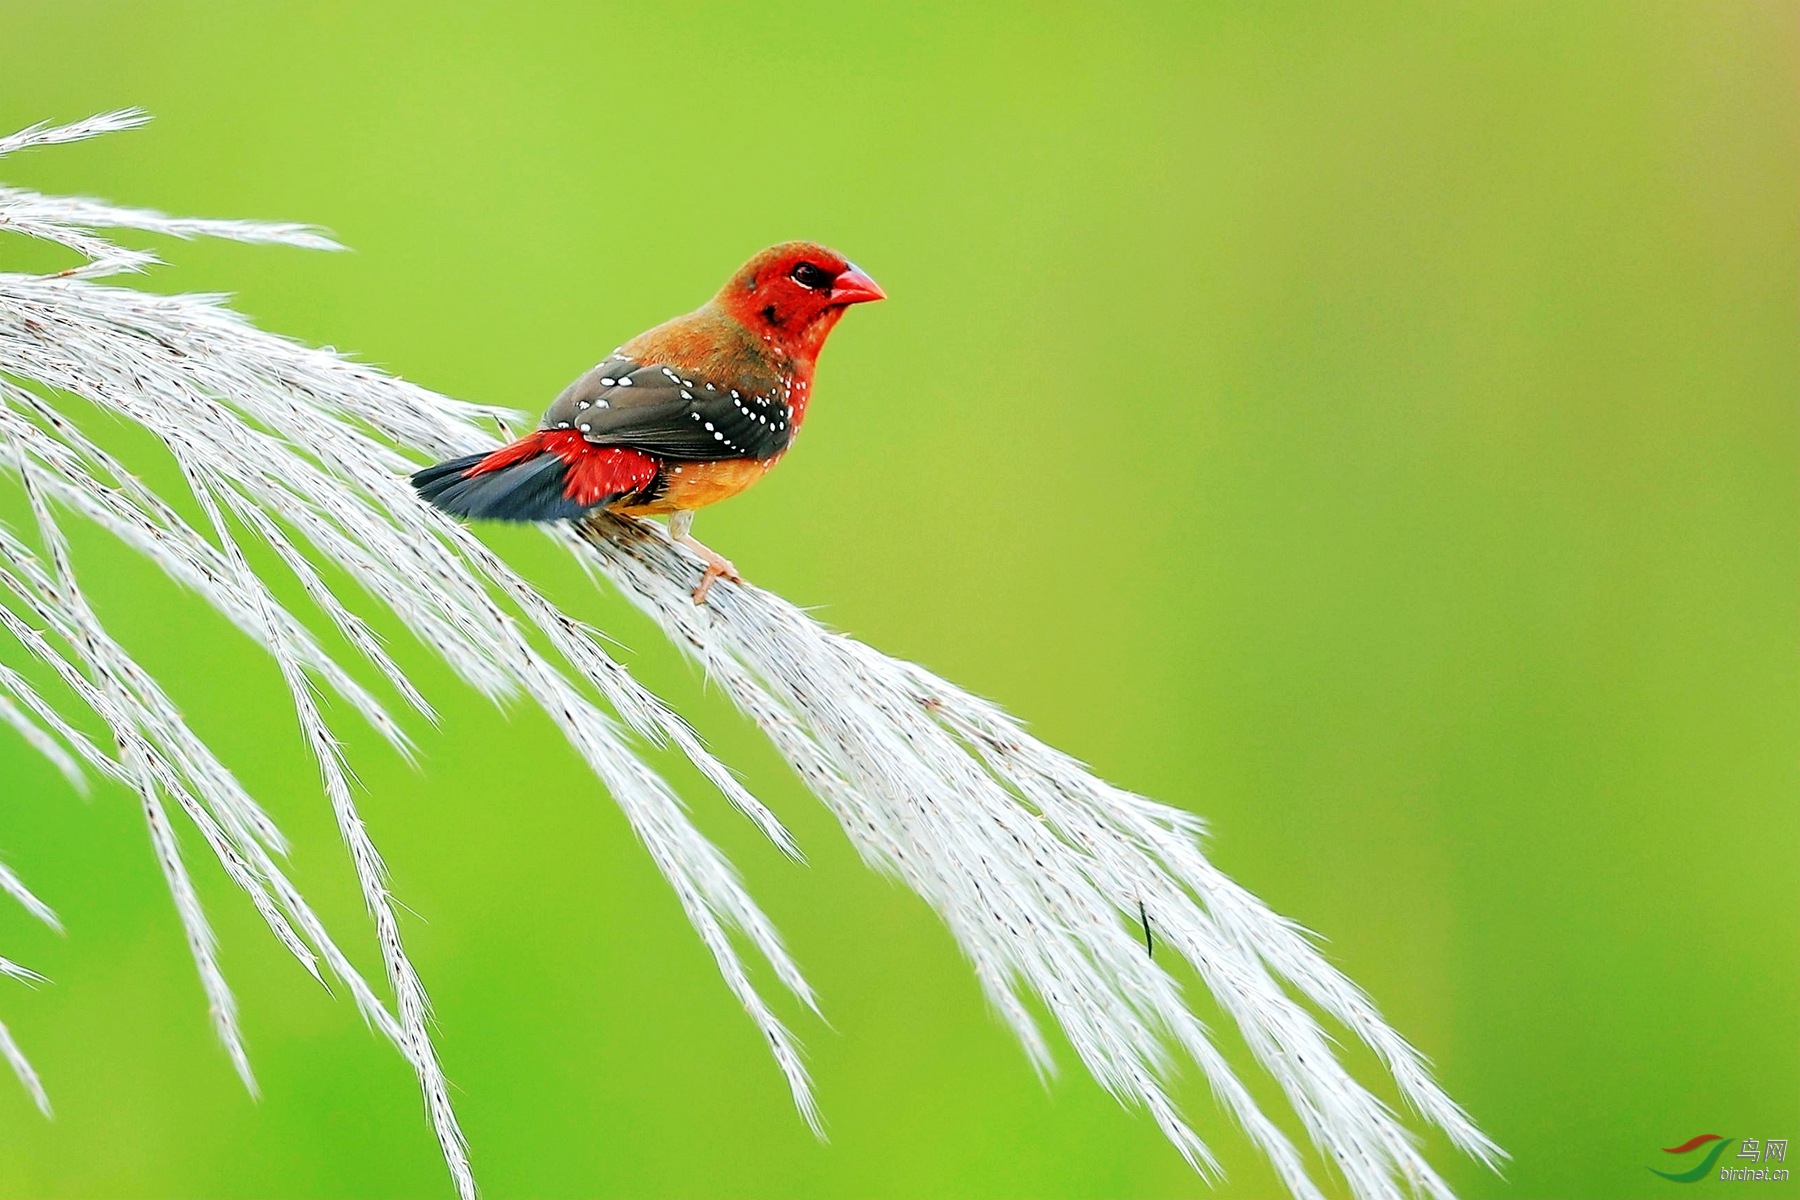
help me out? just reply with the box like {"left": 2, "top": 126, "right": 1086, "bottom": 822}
{"left": 714, "top": 241, "right": 885, "bottom": 362}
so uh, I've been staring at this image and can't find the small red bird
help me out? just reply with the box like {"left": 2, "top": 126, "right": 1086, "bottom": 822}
{"left": 413, "top": 241, "right": 884, "bottom": 600}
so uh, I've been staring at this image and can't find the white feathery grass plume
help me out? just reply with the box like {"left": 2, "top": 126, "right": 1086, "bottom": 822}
{"left": 575, "top": 518, "right": 1506, "bottom": 1200}
{"left": 0, "top": 110, "right": 149, "bottom": 159}
{"left": 0, "top": 113, "right": 815, "bottom": 1196}
{"left": 0, "top": 111, "right": 1503, "bottom": 1200}
{"left": 0, "top": 857, "right": 56, "bottom": 1115}
{"left": 0, "top": 1015, "right": 51, "bottom": 1118}
{"left": 0, "top": 110, "right": 336, "bottom": 280}
{"left": 0, "top": 859, "right": 60, "bottom": 934}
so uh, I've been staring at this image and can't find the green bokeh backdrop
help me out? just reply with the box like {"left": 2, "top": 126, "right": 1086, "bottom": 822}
{"left": 1, "top": 3, "right": 1795, "bottom": 1197}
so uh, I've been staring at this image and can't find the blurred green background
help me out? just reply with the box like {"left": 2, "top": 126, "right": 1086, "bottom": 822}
{"left": 0, "top": 3, "right": 1795, "bottom": 1197}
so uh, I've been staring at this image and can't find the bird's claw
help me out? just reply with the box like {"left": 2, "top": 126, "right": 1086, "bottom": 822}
{"left": 675, "top": 532, "right": 741, "bottom": 604}
{"left": 692, "top": 554, "right": 742, "bottom": 604}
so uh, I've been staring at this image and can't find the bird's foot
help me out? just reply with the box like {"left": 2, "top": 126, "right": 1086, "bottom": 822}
{"left": 678, "top": 534, "right": 742, "bottom": 604}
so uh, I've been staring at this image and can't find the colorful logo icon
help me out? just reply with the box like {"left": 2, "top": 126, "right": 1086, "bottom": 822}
{"left": 1652, "top": 1135, "right": 1733, "bottom": 1183}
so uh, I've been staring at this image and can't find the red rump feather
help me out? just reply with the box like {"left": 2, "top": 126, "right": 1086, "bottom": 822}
{"left": 563, "top": 444, "right": 658, "bottom": 505}
{"left": 465, "top": 430, "right": 658, "bottom": 504}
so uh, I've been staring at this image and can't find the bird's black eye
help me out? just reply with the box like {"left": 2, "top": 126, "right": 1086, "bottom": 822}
{"left": 790, "top": 261, "right": 833, "bottom": 290}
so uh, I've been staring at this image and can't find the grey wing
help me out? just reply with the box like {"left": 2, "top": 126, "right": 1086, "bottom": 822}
{"left": 541, "top": 356, "right": 793, "bottom": 461}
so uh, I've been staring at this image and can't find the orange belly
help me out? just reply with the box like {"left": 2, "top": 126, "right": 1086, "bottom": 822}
{"left": 610, "top": 456, "right": 779, "bottom": 516}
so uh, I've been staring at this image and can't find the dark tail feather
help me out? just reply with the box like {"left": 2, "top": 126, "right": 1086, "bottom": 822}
{"left": 411, "top": 448, "right": 594, "bottom": 522}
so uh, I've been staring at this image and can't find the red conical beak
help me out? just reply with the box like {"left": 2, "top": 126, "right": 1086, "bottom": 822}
{"left": 829, "top": 263, "right": 886, "bottom": 305}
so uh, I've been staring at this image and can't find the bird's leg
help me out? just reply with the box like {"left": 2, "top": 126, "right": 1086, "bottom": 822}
{"left": 666, "top": 509, "right": 741, "bottom": 604}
